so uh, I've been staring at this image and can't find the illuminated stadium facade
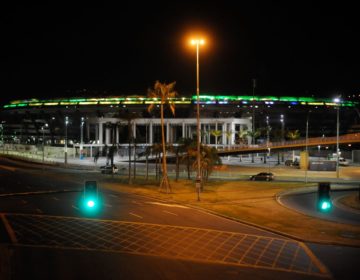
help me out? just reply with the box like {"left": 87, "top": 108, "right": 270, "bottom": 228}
{"left": 0, "top": 94, "right": 358, "bottom": 157}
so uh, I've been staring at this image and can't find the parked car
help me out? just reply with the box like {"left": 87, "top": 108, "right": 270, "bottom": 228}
{"left": 338, "top": 158, "right": 349, "bottom": 166}
{"left": 250, "top": 172, "right": 274, "bottom": 181}
{"left": 100, "top": 164, "right": 118, "bottom": 174}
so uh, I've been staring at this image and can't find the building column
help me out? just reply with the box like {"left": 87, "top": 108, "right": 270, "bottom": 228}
{"left": 166, "top": 122, "right": 170, "bottom": 143}
{"left": 182, "top": 122, "right": 185, "bottom": 138}
{"left": 231, "top": 122, "right": 235, "bottom": 146}
{"left": 149, "top": 122, "right": 153, "bottom": 144}
{"left": 222, "top": 123, "right": 226, "bottom": 145}
{"left": 98, "top": 123, "right": 103, "bottom": 145}
{"left": 105, "top": 125, "right": 111, "bottom": 145}
{"left": 116, "top": 125, "right": 119, "bottom": 144}
{"left": 133, "top": 122, "right": 136, "bottom": 140}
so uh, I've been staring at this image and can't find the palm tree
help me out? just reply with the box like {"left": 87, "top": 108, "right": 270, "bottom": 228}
{"left": 180, "top": 138, "right": 196, "bottom": 180}
{"left": 192, "top": 145, "right": 221, "bottom": 184}
{"left": 287, "top": 130, "right": 300, "bottom": 161}
{"left": 246, "top": 129, "right": 262, "bottom": 163}
{"left": 210, "top": 130, "right": 222, "bottom": 148}
{"left": 147, "top": 81, "right": 176, "bottom": 193}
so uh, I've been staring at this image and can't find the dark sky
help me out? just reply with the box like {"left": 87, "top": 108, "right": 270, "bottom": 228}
{"left": 2, "top": 2, "right": 359, "bottom": 102}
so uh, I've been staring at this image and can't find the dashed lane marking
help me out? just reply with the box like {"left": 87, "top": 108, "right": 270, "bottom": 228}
{"left": 104, "top": 203, "right": 112, "bottom": 208}
{"left": 52, "top": 197, "right": 59, "bottom": 201}
{"left": 146, "top": 202, "right": 189, "bottom": 209}
{"left": 163, "top": 210, "right": 178, "bottom": 216}
{"left": 35, "top": 208, "right": 43, "bottom": 214}
{"left": 129, "top": 212, "right": 143, "bottom": 219}
{"left": 72, "top": 205, "right": 79, "bottom": 210}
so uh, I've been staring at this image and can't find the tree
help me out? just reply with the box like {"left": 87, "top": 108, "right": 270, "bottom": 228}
{"left": 210, "top": 130, "right": 222, "bottom": 148}
{"left": 246, "top": 129, "right": 262, "bottom": 163}
{"left": 192, "top": 145, "right": 221, "bottom": 183}
{"left": 147, "top": 81, "right": 176, "bottom": 193}
{"left": 287, "top": 130, "right": 300, "bottom": 161}
{"left": 180, "top": 138, "right": 196, "bottom": 180}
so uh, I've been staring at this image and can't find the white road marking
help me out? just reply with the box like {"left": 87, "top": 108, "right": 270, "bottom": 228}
{"left": 163, "top": 210, "right": 178, "bottom": 216}
{"left": 146, "top": 202, "right": 189, "bottom": 209}
{"left": 52, "top": 197, "right": 59, "bottom": 201}
{"left": 21, "top": 199, "right": 27, "bottom": 204}
{"left": 129, "top": 212, "right": 143, "bottom": 219}
{"left": 35, "top": 208, "right": 43, "bottom": 214}
{"left": 72, "top": 205, "right": 79, "bottom": 210}
{"left": 109, "top": 194, "right": 118, "bottom": 198}
{"left": 132, "top": 200, "right": 142, "bottom": 205}
{"left": 104, "top": 203, "right": 112, "bottom": 208}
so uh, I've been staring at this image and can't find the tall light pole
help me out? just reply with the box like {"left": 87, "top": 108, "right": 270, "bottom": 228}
{"left": 191, "top": 38, "right": 205, "bottom": 201}
{"left": 305, "top": 111, "right": 311, "bottom": 183}
{"left": 280, "top": 114, "right": 285, "bottom": 163}
{"left": 42, "top": 123, "right": 48, "bottom": 163}
{"left": 264, "top": 115, "right": 270, "bottom": 164}
{"left": 80, "top": 117, "right": 84, "bottom": 159}
{"left": 65, "top": 116, "right": 69, "bottom": 165}
{"left": 251, "top": 79, "right": 256, "bottom": 163}
{"left": 334, "top": 98, "right": 341, "bottom": 178}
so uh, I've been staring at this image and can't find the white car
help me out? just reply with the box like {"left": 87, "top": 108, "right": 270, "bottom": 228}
{"left": 338, "top": 158, "right": 349, "bottom": 166}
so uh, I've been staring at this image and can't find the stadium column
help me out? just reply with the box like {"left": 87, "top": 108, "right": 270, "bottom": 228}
{"left": 222, "top": 123, "right": 226, "bottom": 146}
{"left": 105, "top": 125, "right": 111, "bottom": 145}
{"left": 231, "top": 122, "right": 235, "bottom": 146}
{"left": 116, "top": 125, "right": 119, "bottom": 144}
{"left": 166, "top": 122, "right": 170, "bottom": 143}
{"left": 149, "top": 122, "right": 153, "bottom": 144}
{"left": 99, "top": 122, "right": 103, "bottom": 148}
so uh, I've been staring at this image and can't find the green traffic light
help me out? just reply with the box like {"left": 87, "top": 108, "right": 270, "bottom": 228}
{"left": 321, "top": 201, "right": 331, "bottom": 210}
{"left": 87, "top": 200, "right": 95, "bottom": 208}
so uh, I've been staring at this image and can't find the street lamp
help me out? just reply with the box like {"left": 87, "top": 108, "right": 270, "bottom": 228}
{"left": 80, "top": 117, "right": 84, "bottom": 159}
{"left": 42, "top": 123, "right": 48, "bottom": 163}
{"left": 305, "top": 111, "right": 311, "bottom": 183}
{"left": 65, "top": 116, "right": 69, "bottom": 165}
{"left": 191, "top": 38, "right": 205, "bottom": 201}
{"left": 264, "top": 116, "right": 270, "bottom": 164}
{"left": 334, "top": 98, "right": 341, "bottom": 178}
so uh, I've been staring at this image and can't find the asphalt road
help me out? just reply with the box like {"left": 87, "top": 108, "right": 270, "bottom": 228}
{"left": 278, "top": 188, "right": 360, "bottom": 225}
{"left": 0, "top": 156, "right": 358, "bottom": 279}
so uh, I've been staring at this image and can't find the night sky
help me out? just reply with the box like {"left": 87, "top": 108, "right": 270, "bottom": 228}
{"left": 2, "top": 2, "right": 359, "bottom": 103}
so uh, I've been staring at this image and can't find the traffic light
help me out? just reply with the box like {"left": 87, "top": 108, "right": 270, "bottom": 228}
{"left": 83, "top": 181, "right": 99, "bottom": 211}
{"left": 317, "top": 182, "right": 332, "bottom": 212}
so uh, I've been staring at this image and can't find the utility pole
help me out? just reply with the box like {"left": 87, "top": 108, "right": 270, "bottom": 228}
{"left": 251, "top": 78, "right": 256, "bottom": 163}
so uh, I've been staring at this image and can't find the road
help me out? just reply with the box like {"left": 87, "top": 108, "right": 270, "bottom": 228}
{"left": 0, "top": 156, "right": 358, "bottom": 279}
{"left": 278, "top": 187, "right": 360, "bottom": 225}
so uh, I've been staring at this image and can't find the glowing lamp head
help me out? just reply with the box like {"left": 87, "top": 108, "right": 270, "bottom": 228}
{"left": 321, "top": 201, "right": 331, "bottom": 210}
{"left": 333, "top": 98, "right": 340, "bottom": 103}
{"left": 87, "top": 200, "right": 95, "bottom": 208}
{"left": 190, "top": 39, "right": 205, "bottom": 45}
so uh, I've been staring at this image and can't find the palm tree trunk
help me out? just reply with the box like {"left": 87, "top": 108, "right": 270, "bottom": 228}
{"left": 160, "top": 103, "right": 171, "bottom": 193}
